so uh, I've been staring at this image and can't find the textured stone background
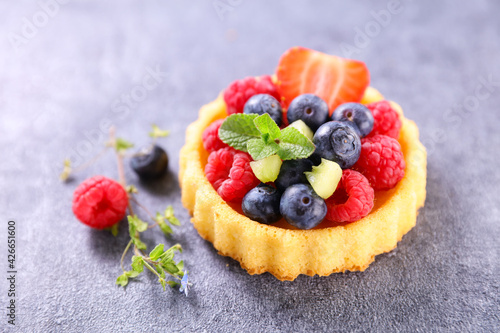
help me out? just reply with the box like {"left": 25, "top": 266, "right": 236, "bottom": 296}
{"left": 0, "top": 0, "right": 499, "bottom": 332}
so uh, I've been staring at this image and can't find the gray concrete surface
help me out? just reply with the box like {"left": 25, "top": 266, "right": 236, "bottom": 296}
{"left": 0, "top": 0, "right": 499, "bottom": 332}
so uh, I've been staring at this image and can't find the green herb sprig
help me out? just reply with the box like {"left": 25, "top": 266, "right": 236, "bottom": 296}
{"left": 61, "top": 124, "right": 190, "bottom": 295}
{"left": 219, "top": 113, "right": 315, "bottom": 160}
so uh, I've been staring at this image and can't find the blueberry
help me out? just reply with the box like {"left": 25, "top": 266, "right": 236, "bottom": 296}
{"left": 130, "top": 145, "right": 169, "bottom": 179}
{"left": 243, "top": 94, "right": 283, "bottom": 126}
{"left": 274, "top": 159, "right": 314, "bottom": 192}
{"left": 331, "top": 102, "right": 374, "bottom": 137}
{"left": 307, "top": 154, "right": 322, "bottom": 166}
{"left": 242, "top": 184, "right": 282, "bottom": 224}
{"left": 313, "top": 121, "right": 361, "bottom": 169}
{"left": 286, "top": 94, "right": 329, "bottom": 131}
{"left": 280, "top": 184, "right": 327, "bottom": 230}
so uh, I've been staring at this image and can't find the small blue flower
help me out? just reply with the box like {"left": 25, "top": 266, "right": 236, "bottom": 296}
{"left": 179, "top": 272, "right": 189, "bottom": 296}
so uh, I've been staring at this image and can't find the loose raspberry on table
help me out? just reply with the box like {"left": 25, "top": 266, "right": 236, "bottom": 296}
{"left": 72, "top": 176, "right": 128, "bottom": 229}
{"left": 366, "top": 100, "right": 402, "bottom": 139}
{"left": 325, "top": 169, "right": 374, "bottom": 223}
{"left": 223, "top": 75, "right": 280, "bottom": 115}
{"left": 205, "top": 147, "right": 259, "bottom": 202}
{"left": 202, "top": 119, "right": 228, "bottom": 153}
{"left": 353, "top": 134, "right": 406, "bottom": 191}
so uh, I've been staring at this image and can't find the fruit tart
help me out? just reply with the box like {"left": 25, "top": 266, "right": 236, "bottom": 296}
{"left": 179, "top": 47, "right": 427, "bottom": 281}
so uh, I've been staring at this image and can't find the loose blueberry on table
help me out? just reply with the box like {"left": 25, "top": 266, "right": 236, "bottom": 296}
{"left": 130, "top": 144, "right": 169, "bottom": 179}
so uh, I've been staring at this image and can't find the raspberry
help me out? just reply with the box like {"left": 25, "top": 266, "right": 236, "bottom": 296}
{"left": 366, "top": 101, "right": 402, "bottom": 139}
{"left": 325, "top": 170, "right": 374, "bottom": 223}
{"left": 72, "top": 176, "right": 128, "bottom": 229}
{"left": 223, "top": 75, "right": 280, "bottom": 115}
{"left": 205, "top": 147, "right": 259, "bottom": 202}
{"left": 202, "top": 119, "right": 228, "bottom": 153}
{"left": 353, "top": 135, "right": 406, "bottom": 191}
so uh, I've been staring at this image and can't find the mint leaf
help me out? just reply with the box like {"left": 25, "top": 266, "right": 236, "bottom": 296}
{"left": 127, "top": 270, "right": 140, "bottom": 278}
{"left": 276, "top": 127, "right": 315, "bottom": 160}
{"left": 159, "top": 221, "right": 173, "bottom": 236}
{"left": 149, "top": 124, "right": 170, "bottom": 138}
{"left": 149, "top": 244, "right": 164, "bottom": 261}
{"left": 164, "top": 206, "right": 181, "bottom": 226}
{"left": 128, "top": 215, "right": 148, "bottom": 233}
{"left": 219, "top": 114, "right": 260, "bottom": 151}
{"left": 136, "top": 220, "right": 148, "bottom": 233}
{"left": 155, "top": 265, "right": 166, "bottom": 279}
{"left": 176, "top": 260, "right": 184, "bottom": 272}
{"left": 115, "top": 138, "right": 134, "bottom": 153}
{"left": 116, "top": 273, "right": 129, "bottom": 287}
{"left": 134, "top": 238, "right": 147, "bottom": 250}
{"left": 171, "top": 243, "right": 183, "bottom": 253}
{"left": 159, "top": 278, "right": 167, "bottom": 291}
{"left": 160, "top": 250, "right": 174, "bottom": 264}
{"left": 167, "top": 280, "right": 180, "bottom": 288}
{"left": 247, "top": 138, "right": 279, "bottom": 160}
{"left": 163, "top": 262, "right": 179, "bottom": 274}
{"left": 131, "top": 256, "right": 144, "bottom": 272}
{"left": 155, "top": 212, "right": 165, "bottom": 224}
{"left": 168, "top": 216, "right": 181, "bottom": 226}
{"left": 254, "top": 114, "right": 281, "bottom": 141}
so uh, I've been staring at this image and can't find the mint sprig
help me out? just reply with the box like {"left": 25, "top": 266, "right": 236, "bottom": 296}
{"left": 116, "top": 242, "right": 188, "bottom": 293}
{"left": 218, "top": 114, "right": 260, "bottom": 151}
{"left": 219, "top": 113, "right": 315, "bottom": 160}
{"left": 275, "top": 126, "right": 315, "bottom": 160}
{"left": 119, "top": 211, "right": 188, "bottom": 293}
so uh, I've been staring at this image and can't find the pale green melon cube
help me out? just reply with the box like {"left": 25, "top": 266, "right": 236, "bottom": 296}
{"left": 250, "top": 155, "right": 282, "bottom": 183}
{"left": 305, "top": 159, "right": 342, "bottom": 199}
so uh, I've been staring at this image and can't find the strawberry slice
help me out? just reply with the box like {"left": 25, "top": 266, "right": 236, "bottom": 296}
{"left": 276, "top": 47, "right": 370, "bottom": 115}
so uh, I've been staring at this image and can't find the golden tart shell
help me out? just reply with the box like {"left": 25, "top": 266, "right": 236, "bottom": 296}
{"left": 179, "top": 87, "right": 427, "bottom": 281}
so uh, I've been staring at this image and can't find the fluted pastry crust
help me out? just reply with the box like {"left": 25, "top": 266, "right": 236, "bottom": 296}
{"left": 179, "top": 88, "right": 427, "bottom": 281}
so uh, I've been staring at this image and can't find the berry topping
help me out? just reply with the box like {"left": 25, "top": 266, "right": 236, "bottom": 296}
{"left": 205, "top": 147, "right": 259, "bottom": 202}
{"left": 274, "top": 158, "right": 314, "bottom": 192}
{"left": 223, "top": 75, "right": 280, "bottom": 115}
{"left": 280, "top": 184, "right": 327, "bottom": 230}
{"left": 353, "top": 135, "right": 406, "bottom": 190}
{"left": 72, "top": 176, "right": 128, "bottom": 229}
{"left": 202, "top": 119, "right": 228, "bottom": 153}
{"left": 304, "top": 159, "right": 342, "bottom": 199}
{"left": 325, "top": 169, "right": 374, "bottom": 223}
{"left": 331, "top": 102, "right": 374, "bottom": 137}
{"left": 250, "top": 154, "right": 282, "bottom": 183}
{"left": 366, "top": 101, "right": 402, "bottom": 139}
{"left": 130, "top": 145, "right": 169, "bottom": 179}
{"left": 219, "top": 113, "right": 315, "bottom": 162}
{"left": 313, "top": 121, "right": 361, "bottom": 169}
{"left": 243, "top": 94, "right": 283, "bottom": 126}
{"left": 242, "top": 183, "right": 282, "bottom": 224}
{"left": 286, "top": 94, "right": 329, "bottom": 131}
{"left": 276, "top": 47, "right": 370, "bottom": 114}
